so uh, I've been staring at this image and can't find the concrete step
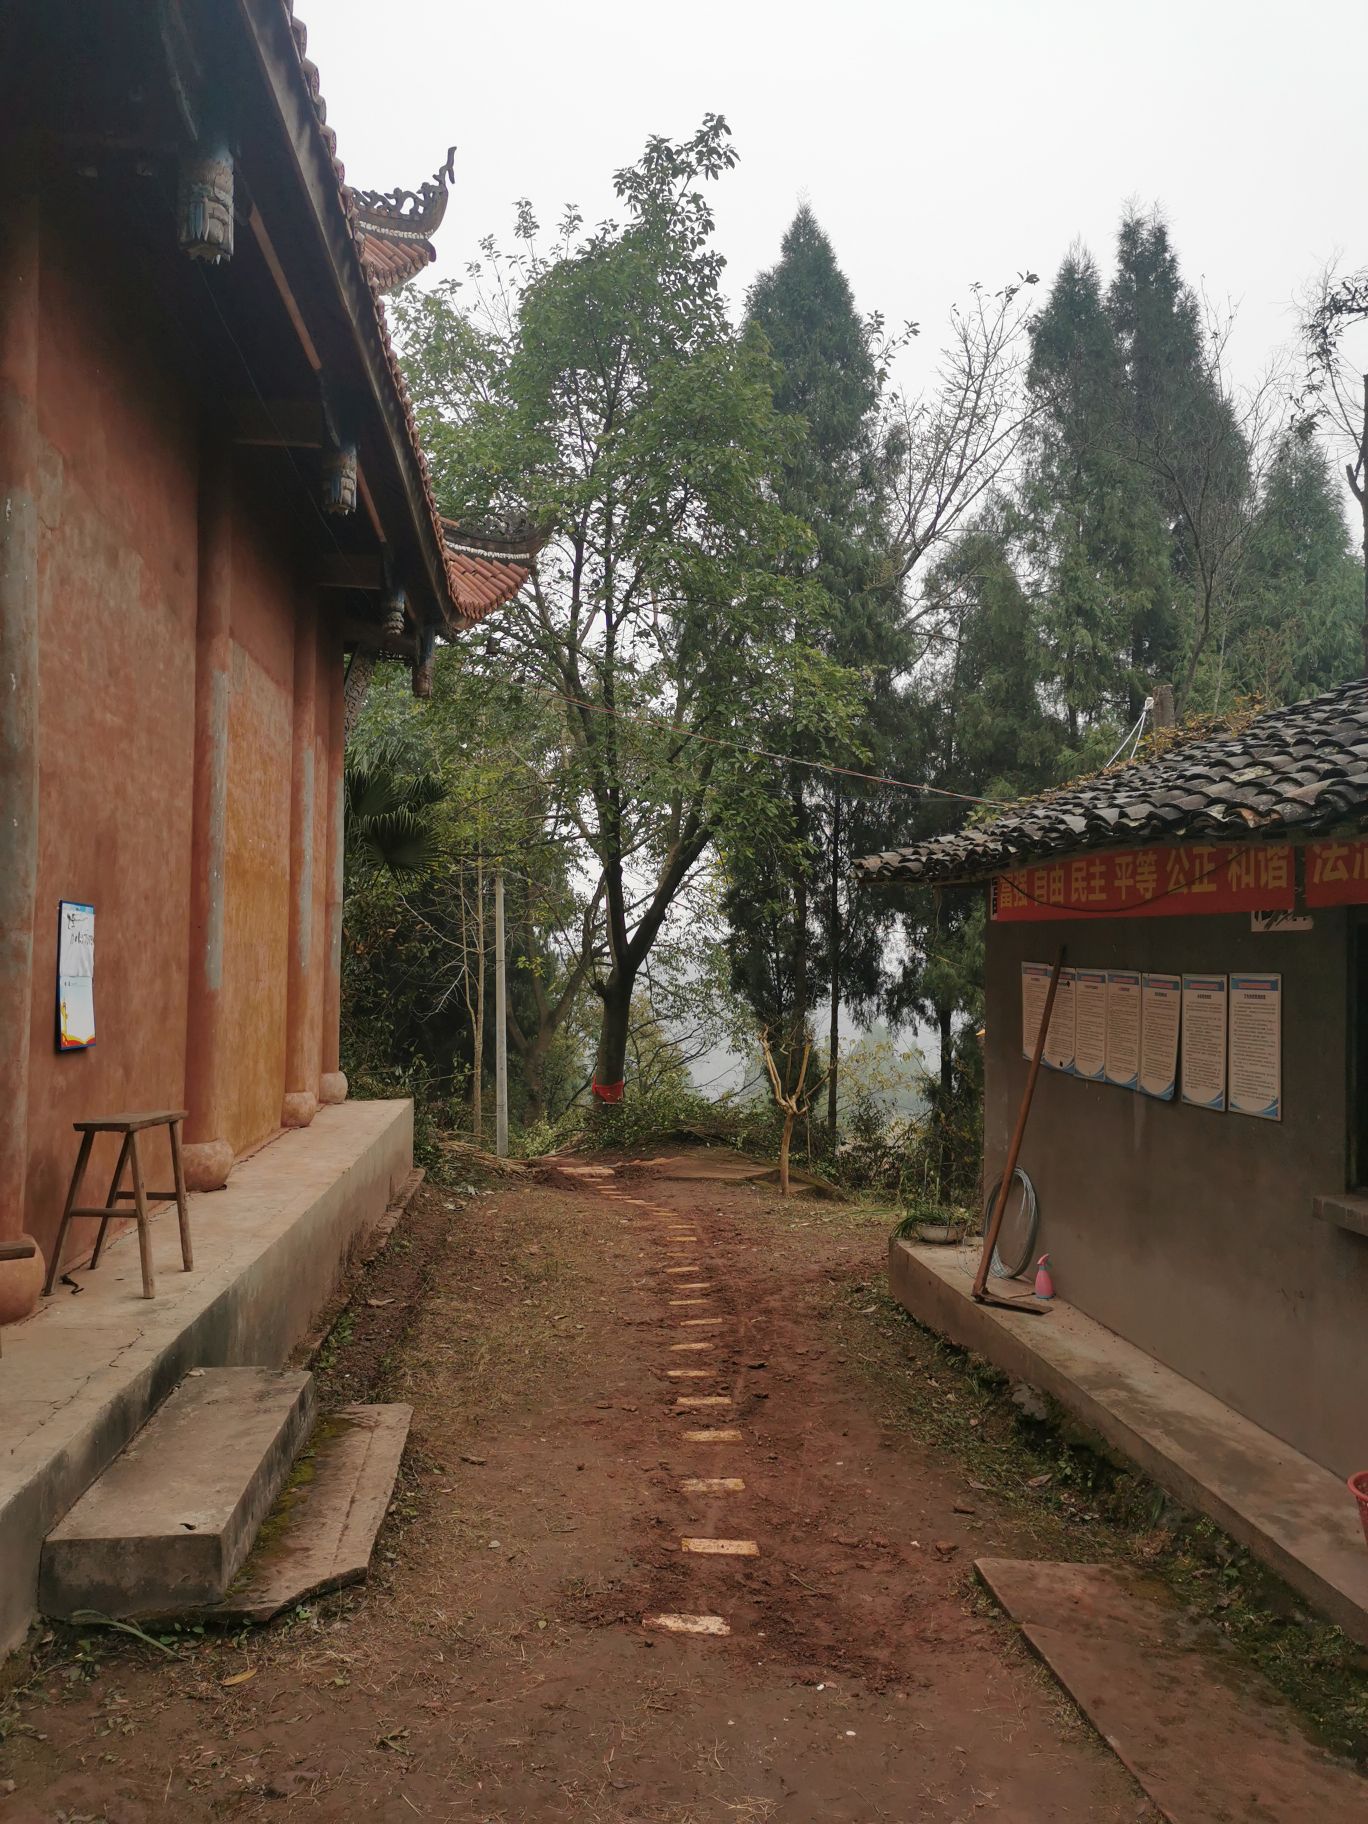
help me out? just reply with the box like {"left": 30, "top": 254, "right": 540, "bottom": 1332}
{"left": 40, "top": 1368, "right": 316, "bottom": 1620}
{"left": 212, "top": 1404, "right": 412, "bottom": 1623}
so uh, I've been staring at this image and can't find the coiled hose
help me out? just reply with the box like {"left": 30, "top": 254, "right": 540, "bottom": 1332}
{"left": 983, "top": 1167, "right": 1039, "bottom": 1280}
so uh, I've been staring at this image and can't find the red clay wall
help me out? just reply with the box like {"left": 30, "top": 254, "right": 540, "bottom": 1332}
{"left": 20, "top": 204, "right": 343, "bottom": 1271}
{"left": 219, "top": 467, "right": 296, "bottom": 1154}
{"left": 25, "top": 199, "right": 199, "bottom": 1238}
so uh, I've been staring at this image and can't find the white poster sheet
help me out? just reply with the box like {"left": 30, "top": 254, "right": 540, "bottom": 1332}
{"left": 1139, "top": 972, "right": 1181, "bottom": 1100}
{"left": 1073, "top": 969, "right": 1108, "bottom": 1081}
{"left": 57, "top": 900, "right": 96, "bottom": 1051}
{"left": 1021, "top": 962, "right": 1052, "bottom": 1061}
{"left": 1228, "top": 974, "right": 1281, "bottom": 1120}
{"left": 1105, "top": 970, "right": 1142, "bottom": 1088}
{"left": 1043, "top": 967, "right": 1076, "bottom": 1072}
{"left": 1181, "top": 974, "right": 1228, "bottom": 1111}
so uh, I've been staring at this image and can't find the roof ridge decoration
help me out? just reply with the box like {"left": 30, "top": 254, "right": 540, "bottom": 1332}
{"left": 278, "top": 5, "right": 532, "bottom": 649}
{"left": 855, "top": 679, "right": 1368, "bottom": 886}
{"left": 352, "top": 148, "right": 457, "bottom": 296}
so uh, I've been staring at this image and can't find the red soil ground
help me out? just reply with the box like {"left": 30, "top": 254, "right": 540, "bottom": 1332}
{"left": 0, "top": 1153, "right": 1156, "bottom": 1822}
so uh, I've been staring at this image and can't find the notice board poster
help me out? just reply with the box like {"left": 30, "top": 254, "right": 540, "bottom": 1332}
{"left": 1139, "top": 973, "right": 1180, "bottom": 1100}
{"left": 1073, "top": 969, "right": 1108, "bottom": 1081}
{"left": 1105, "top": 970, "right": 1141, "bottom": 1088}
{"left": 1021, "top": 962, "right": 1052, "bottom": 1061}
{"left": 1229, "top": 974, "right": 1281, "bottom": 1120}
{"left": 57, "top": 900, "right": 95, "bottom": 1050}
{"left": 1181, "top": 975, "right": 1228, "bottom": 1111}
{"left": 1043, "top": 967, "right": 1076, "bottom": 1072}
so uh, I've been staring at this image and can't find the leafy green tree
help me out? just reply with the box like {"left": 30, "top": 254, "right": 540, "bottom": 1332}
{"left": 720, "top": 206, "right": 903, "bottom": 1141}
{"left": 1023, "top": 246, "right": 1170, "bottom": 729}
{"left": 399, "top": 120, "right": 856, "bottom": 1100}
{"left": 886, "top": 522, "right": 1067, "bottom": 1193}
{"left": 1207, "top": 432, "right": 1364, "bottom": 705}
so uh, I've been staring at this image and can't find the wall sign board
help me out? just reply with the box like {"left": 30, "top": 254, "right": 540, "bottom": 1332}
{"left": 994, "top": 843, "right": 1294, "bottom": 922}
{"left": 57, "top": 901, "right": 95, "bottom": 1050}
{"left": 1305, "top": 840, "right": 1368, "bottom": 907}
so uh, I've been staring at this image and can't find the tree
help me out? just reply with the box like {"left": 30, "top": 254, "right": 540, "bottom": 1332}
{"left": 399, "top": 119, "right": 856, "bottom": 1102}
{"left": 887, "top": 520, "right": 1067, "bottom": 1194}
{"left": 1211, "top": 431, "right": 1363, "bottom": 706}
{"left": 1300, "top": 265, "right": 1368, "bottom": 674}
{"left": 1022, "top": 245, "right": 1170, "bottom": 731}
{"left": 1106, "top": 208, "right": 1280, "bottom": 715}
{"left": 720, "top": 206, "right": 900, "bottom": 1143}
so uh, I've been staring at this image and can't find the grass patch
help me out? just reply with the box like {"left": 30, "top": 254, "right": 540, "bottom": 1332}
{"left": 833, "top": 1278, "right": 1368, "bottom": 1764}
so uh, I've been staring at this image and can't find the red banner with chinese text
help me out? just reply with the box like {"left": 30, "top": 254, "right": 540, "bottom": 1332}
{"left": 992, "top": 843, "right": 1295, "bottom": 922}
{"left": 1305, "top": 838, "right": 1368, "bottom": 906}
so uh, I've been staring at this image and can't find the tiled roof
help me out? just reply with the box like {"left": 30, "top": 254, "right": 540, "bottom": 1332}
{"left": 855, "top": 680, "right": 1368, "bottom": 885}
{"left": 442, "top": 520, "right": 545, "bottom": 626}
{"left": 281, "top": 9, "right": 526, "bottom": 640}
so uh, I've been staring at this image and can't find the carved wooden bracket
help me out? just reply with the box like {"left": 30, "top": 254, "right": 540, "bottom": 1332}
{"left": 178, "top": 145, "right": 234, "bottom": 263}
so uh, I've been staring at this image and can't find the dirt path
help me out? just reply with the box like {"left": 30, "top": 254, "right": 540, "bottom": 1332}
{"left": 1, "top": 1156, "right": 1154, "bottom": 1822}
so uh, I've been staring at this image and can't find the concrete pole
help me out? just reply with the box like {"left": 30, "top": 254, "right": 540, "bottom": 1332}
{"left": 281, "top": 593, "right": 319, "bottom": 1129}
{"left": 494, "top": 863, "right": 508, "bottom": 1158}
{"left": 318, "top": 618, "right": 348, "bottom": 1107}
{"left": 0, "top": 168, "right": 44, "bottom": 1318}
{"left": 181, "top": 439, "right": 236, "bottom": 1192}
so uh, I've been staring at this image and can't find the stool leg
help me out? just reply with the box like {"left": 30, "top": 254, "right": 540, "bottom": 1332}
{"left": 128, "top": 1132, "right": 156, "bottom": 1299}
{"left": 169, "top": 1118, "right": 193, "bottom": 1272}
{"left": 44, "top": 1131, "right": 94, "bottom": 1296}
{"left": 90, "top": 1132, "right": 133, "bottom": 1270}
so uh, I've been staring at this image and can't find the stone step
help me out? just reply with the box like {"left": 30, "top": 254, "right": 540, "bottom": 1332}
{"left": 40, "top": 1368, "right": 316, "bottom": 1620}
{"left": 212, "top": 1404, "right": 412, "bottom": 1623}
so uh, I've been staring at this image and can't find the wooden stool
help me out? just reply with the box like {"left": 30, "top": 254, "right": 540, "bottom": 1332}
{"left": 44, "top": 1112, "right": 193, "bottom": 1301}
{"left": 0, "top": 1238, "right": 37, "bottom": 1356}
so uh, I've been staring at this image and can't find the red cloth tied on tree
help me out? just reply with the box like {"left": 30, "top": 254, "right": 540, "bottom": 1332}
{"left": 591, "top": 1078, "right": 625, "bottom": 1103}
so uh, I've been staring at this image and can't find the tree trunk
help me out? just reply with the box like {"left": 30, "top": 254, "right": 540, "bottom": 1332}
{"left": 827, "top": 787, "right": 840, "bottom": 1149}
{"left": 472, "top": 859, "right": 485, "bottom": 1143}
{"left": 593, "top": 970, "right": 634, "bottom": 1095}
{"left": 791, "top": 779, "right": 808, "bottom": 1094}
{"left": 936, "top": 1002, "right": 955, "bottom": 1202}
{"left": 778, "top": 1109, "right": 794, "bottom": 1196}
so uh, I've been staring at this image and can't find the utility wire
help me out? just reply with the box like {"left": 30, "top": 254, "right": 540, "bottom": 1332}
{"left": 509, "top": 679, "right": 1011, "bottom": 809}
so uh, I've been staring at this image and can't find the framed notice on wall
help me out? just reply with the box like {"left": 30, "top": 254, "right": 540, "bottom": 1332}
{"left": 1139, "top": 973, "right": 1181, "bottom": 1100}
{"left": 57, "top": 901, "right": 95, "bottom": 1050}
{"left": 1228, "top": 974, "right": 1281, "bottom": 1120}
{"left": 1181, "top": 975, "right": 1228, "bottom": 1111}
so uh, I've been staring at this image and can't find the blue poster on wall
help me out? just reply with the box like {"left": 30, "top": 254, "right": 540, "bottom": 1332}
{"left": 57, "top": 901, "right": 95, "bottom": 1050}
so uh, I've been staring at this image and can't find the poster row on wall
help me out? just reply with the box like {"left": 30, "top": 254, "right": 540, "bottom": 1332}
{"left": 1020, "top": 963, "right": 1281, "bottom": 1119}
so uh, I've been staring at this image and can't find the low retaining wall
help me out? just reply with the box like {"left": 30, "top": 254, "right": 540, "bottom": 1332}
{"left": 889, "top": 1237, "right": 1368, "bottom": 1648}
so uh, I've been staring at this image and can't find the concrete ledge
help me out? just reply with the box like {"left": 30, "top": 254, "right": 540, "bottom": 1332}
{"left": 0, "top": 1099, "right": 412, "bottom": 1658}
{"left": 889, "top": 1237, "right": 1368, "bottom": 1648}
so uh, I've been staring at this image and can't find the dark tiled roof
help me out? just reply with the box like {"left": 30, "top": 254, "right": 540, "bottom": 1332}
{"left": 855, "top": 680, "right": 1368, "bottom": 885}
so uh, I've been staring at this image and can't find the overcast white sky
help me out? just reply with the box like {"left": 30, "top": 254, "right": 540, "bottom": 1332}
{"left": 309, "top": 0, "right": 1364, "bottom": 393}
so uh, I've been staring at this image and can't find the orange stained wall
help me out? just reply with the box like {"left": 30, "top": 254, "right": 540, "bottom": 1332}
{"left": 25, "top": 189, "right": 199, "bottom": 1245}
{"left": 218, "top": 463, "right": 297, "bottom": 1152}
{"left": 21, "top": 196, "right": 347, "bottom": 1270}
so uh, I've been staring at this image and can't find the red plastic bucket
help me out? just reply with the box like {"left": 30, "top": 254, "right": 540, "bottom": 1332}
{"left": 1349, "top": 1472, "right": 1368, "bottom": 1548}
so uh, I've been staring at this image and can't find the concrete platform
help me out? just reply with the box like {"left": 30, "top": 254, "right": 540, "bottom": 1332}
{"left": 890, "top": 1238, "right": 1368, "bottom": 1647}
{"left": 40, "top": 1369, "right": 316, "bottom": 1619}
{"left": 213, "top": 1402, "right": 413, "bottom": 1623}
{"left": 0, "top": 1099, "right": 411, "bottom": 1657}
{"left": 977, "top": 1558, "right": 1367, "bottom": 1820}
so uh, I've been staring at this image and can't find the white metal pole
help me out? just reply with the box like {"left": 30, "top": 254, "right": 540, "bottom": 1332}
{"left": 494, "top": 862, "right": 508, "bottom": 1158}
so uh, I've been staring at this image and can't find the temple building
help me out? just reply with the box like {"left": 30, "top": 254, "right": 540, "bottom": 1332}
{"left": 0, "top": 1, "right": 533, "bottom": 1648}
